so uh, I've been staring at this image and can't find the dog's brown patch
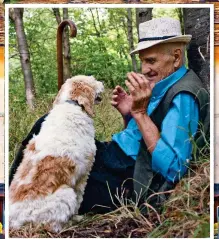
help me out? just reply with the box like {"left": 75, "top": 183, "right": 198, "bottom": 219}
{"left": 10, "top": 151, "right": 34, "bottom": 194}
{"left": 10, "top": 156, "right": 76, "bottom": 203}
{"left": 20, "top": 159, "right": 33, "bottom": 180}
{"left": 70, "top": 82, "right": 95, "bottom": 117}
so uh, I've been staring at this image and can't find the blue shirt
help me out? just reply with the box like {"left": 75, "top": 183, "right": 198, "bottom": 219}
{"left": 112, "top": 65, "right": 199, "bottom": 183}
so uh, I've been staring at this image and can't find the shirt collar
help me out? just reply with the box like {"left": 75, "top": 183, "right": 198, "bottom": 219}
{"left": 151, "top": 65, "right": 188, "bottom": 99}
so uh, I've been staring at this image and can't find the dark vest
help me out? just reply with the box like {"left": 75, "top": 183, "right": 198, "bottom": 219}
{"left": 133, "top": 69, "right": 209, "bottom": 212}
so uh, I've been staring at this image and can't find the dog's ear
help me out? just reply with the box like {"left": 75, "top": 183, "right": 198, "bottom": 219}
{"left": 71, "top": 82, "right": 95, "bottom": 117}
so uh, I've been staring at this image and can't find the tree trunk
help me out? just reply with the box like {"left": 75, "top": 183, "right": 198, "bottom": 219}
{"left": 53, "top": 8, "right": 71, "bottom": 82}
{"left": 135, "top": 8, "right": 152, "bottom": 70}
{"left": 10, "top": 8, "right": 35, "bottom": 109}
{"left": 136, "top": 8, "right": 152, "bottom": 39}
{"left": 63, "top": 9, "right": 71, "bottom": 81}
{"left": 52, "top": 8, "right": 61, "bottom": 24}
{"left": 127, "top": 9, "right": 137, "bottom": 72}
{"left": 89, "top": 9, "right": 101, "bottom": 37}
{"left": 177, "top": 8, "right": 184, "bottom": 34}
{"left": 183, "top": 8, "right": 210, "bottom": 91}
{"left": 89, "top": 9, "right": 108, "bottom": 54}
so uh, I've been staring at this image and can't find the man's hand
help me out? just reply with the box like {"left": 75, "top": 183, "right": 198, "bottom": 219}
{"left": 111, "top": 85, "right": 132, "bottom": 117}
{"left": 125, "top": 72, "right": 155, "bottom": 118}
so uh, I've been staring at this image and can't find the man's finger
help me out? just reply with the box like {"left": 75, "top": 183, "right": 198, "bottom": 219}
{"left": 111, "top": 100, "right": 118, "bottom": 106}
{"left": 112, "top": 88, "right": 119, "bottom": 94}
{"left": 127, "top": 73, "right": 140, "bottom": 89}
{"left": 113, "top": 86, "right": 126, "bottom": 95}
{"left": 133, "top": 72, "right": 151, "bottom": 90}
{"left": 131, "top": 72, "right": 145, "bottom": 87}
{"left": 125, "top": 80, "right": 135, "bottom": 94}
{"left": 112, "top": 95, "right": 118, "bottom": 100}
{"left": 115, "top": 85, "right": 125, "bottom": 93}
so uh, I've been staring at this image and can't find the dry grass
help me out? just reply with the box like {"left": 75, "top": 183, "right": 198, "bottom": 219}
{"left": 9, "top": 90, "right": 210, "bottom": 238}
{"left": 9, "top": 160, "right": 210, "bottom": 238}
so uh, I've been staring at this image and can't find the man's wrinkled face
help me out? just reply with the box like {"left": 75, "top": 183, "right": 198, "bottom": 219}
{"left": 139, "top": 44, "right": 178, "bottom": 84}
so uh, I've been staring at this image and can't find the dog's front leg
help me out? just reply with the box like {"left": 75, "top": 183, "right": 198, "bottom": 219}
{"left": 74, "top": 174, "right": 89, "bottom": 214}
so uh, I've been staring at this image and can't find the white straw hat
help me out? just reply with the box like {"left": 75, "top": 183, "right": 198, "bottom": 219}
{"left": 131, "top": 17, "right": 192, "bottom": 55}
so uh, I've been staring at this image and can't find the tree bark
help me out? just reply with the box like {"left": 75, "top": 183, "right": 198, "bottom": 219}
{"left": 135, "top": 8, "right": 152, "bottom": 70}
{"left": 63, "top": 9, "right": 71, "bottom": 81}
{"left": 183, "top": 8, "right": 210, "bottom": 91}
{"left": 89, "top": 9, "right": 107, "bottom": 53}
{"left": 89, "top": 9, "right": 101, "bottom": 37}
{"left": 127, "top": 9, "right": 137, "bottom": 72}
{"left": 52, "top": 8, "right": 62, "bottom": 24}
{"left": 136, "top": 8, "right": 152, "bottom": 39}
{"left": 177, "top": 8, "right": 184, "bottom": 34}
{"left": 10, "top": 8, "right": 35, "bottom": 109}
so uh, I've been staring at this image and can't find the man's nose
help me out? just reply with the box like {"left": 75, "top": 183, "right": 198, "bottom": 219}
{"left": 141, "top": 63, "right": 151, "bottom": 75}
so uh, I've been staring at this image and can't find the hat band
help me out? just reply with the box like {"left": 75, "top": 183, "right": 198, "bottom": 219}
{"left": 139, "top": 35, "right": 177, "bottom": 43}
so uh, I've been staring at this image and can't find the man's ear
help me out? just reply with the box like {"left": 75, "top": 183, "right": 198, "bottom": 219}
{"left": 173, "top": 48, "right": 182, "bottom": 68}
{"left": 70, "top": 82, "right": 95, "bottom": 117}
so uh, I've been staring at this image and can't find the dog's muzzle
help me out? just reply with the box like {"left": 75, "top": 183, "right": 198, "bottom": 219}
{"left": 95, "top": 93, "right": 102, "bottom": 104}
{"left": 96, "top": 96, "right": 102, "bottom": 102}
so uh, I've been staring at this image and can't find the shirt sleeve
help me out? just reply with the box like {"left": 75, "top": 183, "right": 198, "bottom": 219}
{"left": 151, "top": 92, "right": 199, "bottom": 183}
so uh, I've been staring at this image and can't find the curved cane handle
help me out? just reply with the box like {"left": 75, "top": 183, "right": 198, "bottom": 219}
{"left": 57, "top": 20, "right": 77, "bottom": 90}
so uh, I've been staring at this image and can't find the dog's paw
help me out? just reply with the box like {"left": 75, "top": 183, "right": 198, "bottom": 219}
{"left": 44, "top": 221, "right": 63, "bottom": 233}
{"left": 9, "top": 218, "right": 23, "bottom": 230}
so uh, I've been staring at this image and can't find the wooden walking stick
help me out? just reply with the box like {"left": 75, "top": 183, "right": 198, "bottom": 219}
{"left": 57, "top": 20, "right": 77, "bottom": 90}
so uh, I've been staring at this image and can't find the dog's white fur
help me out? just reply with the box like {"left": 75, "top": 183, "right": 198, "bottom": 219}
{"left": 9, "top": 75, "right": 104, "bottom": 232}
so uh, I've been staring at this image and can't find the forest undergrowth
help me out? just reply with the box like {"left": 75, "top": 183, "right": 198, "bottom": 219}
{"left": 9, "top": 90, "right": 210, "bottom": 238}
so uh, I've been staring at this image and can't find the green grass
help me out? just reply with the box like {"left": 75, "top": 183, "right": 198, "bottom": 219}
{"left": 9, "top": 90, "right": 210, "bottom": 238}
{"left": 9, "top": 93, "right": 55, "bottom": 165}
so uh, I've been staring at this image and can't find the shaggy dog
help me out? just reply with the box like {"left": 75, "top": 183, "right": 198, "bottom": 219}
{"left": 9, "top": 75, "right": 104, "bottom": 232}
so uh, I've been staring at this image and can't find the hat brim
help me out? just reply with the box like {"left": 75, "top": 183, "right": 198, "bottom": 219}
{"left": 130, "top": 35, "right": 192, "bottom": 55}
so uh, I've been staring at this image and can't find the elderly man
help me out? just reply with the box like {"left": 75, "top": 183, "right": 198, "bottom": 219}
{"left": 10, "top": 17, "right": 209, "bottom": 214}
